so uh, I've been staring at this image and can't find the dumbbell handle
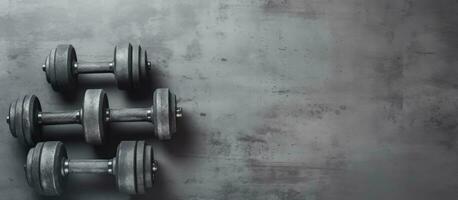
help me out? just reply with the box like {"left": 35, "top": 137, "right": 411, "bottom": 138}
{"left": 107, "top": 108, "right": 152, "bottom": 122}
{"left": 74, "top": 61, "right": 114, "bottom": 74}
{"left": 64, "top": 159, "right": 115, "bottom": 174}
{"left": 38, "top": 110, "right": 81, "bottom": 125}
{"left": 38, "top": 107, "right": 154, "bottom": 125}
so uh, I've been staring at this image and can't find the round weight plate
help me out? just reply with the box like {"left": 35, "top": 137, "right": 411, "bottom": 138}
{"left": 47, "top": 48, "right": 57, "bottom": 89}
{"left": 28, "top": 142, "right": 45, "bottom": 194}
{"left": 14, "top": 96, "right": 26, "bottom": 146}
{"left": 82, "top": 89, "right": 108, "bottom": 144}
{"left": 139, "top": 48, "right": 150, "bottom": 84}
{"left": 135, "top": 141, "right": 145, "bottom": 194}
{"left": 25, "top": 145, "right": 34, "bottom": 187}
{"left": 153, "top": 89, "right": 177, "bottom": 140}
{"left": 39, "top": 141, "right": 67, "bottom": 196}
{"left": 54, "top": 45, "right": 78, "bottom": 91}
{"left": 8, "top": 100, "right": 17, "bottom": 137}
{"left": 114, "top": 43, "right": 133, "bottom": 90}
{"left": 144, "top": 144, "right": 153, "bottom": 188}
{"left": 22, "top": 95, "right": 42, "bottom": 147}
{"left": 116, "top": 141, "right": 137, "bottom": 194}
{"left": 131, "top": 45, "right": 140, "bottom": 89}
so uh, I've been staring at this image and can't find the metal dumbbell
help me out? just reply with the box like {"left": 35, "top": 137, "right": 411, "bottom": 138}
{"left": 42, "top": 43, "right": 151, "bottom": 91}
{"left": 25, "top": 141, "right": 157, "bottom": 196}
{"left": 7, "top": 88, "right": 183, "bottom": 148}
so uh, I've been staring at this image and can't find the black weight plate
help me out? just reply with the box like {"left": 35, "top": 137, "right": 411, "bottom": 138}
{"left": 131, "top": 45, "right": 140, "bottom": 89}
{"left": 8, "top": 100, "right": 17, "bottom": 137}
{"left": 82, "top": 89, "right": 108, "bottom": 144}
{"left": 114, "top": 43, "right": 133, "bottom": 90}
{"left": 15, "top": 96, "right": 26, "bottom": 146}
{"left": 144, "top": 144, "right": 153, "bottom": 188}
{"left": 40, "top": 141, "right": 67, "bottom": 196}
{"left": 139, "top": 47, "right": 150, "bottom": 84}
{"left": 169, "top": 91, "right": 177, "bottom": 136}
{"left": 48, "top": 48, "right": 58, "bottom": 90}
{"left": 30, "top": 142, "right": 45, "bottom": 194}
{"left": 153, "top": 89, "right": 176, "bottom": 140}
{"left": 22, "top": 95, "right": 42, "bottom": 147}
{"left": 25, "top": 145, "right": 34, "bottom": 187}
{"left": 55, "top": 45, "right": 77, "bottom": 91}
{"left": 116, "top": 141, "right": 137, "bottom": 194}
{"left": 135, "top": 141, "right": 145, "bottom": 194}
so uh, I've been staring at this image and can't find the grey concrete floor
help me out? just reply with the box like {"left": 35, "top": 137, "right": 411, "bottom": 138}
{"left": 0, "top": 0, "right": 457, "bottom": 199}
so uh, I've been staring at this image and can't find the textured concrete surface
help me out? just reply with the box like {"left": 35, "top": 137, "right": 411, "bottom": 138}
{"left": 0, "top": 0, "right": 457, "bottom": 199}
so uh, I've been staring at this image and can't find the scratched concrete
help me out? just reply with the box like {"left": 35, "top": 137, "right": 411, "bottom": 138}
{"left": 0, "top": 0, "right": 457, "bottom": 199}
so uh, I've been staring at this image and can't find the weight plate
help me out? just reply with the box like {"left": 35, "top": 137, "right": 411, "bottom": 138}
{"left": 22, "top": 95, "right": 42, "bottom": 147}
{"left": 114, "top": 43, "right": 133, "bottom": 90}
{"left": 131, "top": 45, "right": 140, "bottom": 89}
{"left": 135, "top": 141, "right": 145, "bottom": 194}
{"left": 55, "top": 45, "right": 78, "bottom": 91}
{"left": 144, "top": 144, "right": 153, "bottom": 188}
{"left": 25, "top": 145, "right": 34, "bottom": 187}
{"left": 48, "top": 48, "right": 57, "bottom": 90}
{"left": 116, "top": 141, "right": 137, "bottom": 194}
{"left": 139, "top": 47, "right": 150, "bottom": 84}
{"left": 15, "top": 96, "right": 26, "bottom": 146}
{"left": 8, "top": 100, "right": 17, "bottom": 137}
{"left": 82, "top": 89, "right": 108, "bottom": 144}
{"left": 153, "top": 89, "right": 177, "bottom": 140}
{"left": 40, "top": 141, "right": 67, "bottom": 196}
{"left": 30, "top": 142, "right": 45, "bottom": 194}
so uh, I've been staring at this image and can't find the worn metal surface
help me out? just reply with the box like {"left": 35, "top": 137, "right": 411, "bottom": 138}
{"left": 7, "top": 95, "right": 42, "bottom": 147}
{"left": 1, "top": 0, "right": 458, "bottom": 199}
{"left": 76, "top": 61, "right": 114, "bottom": 74}
{"left": 114, "top": 43, "right": 133, "bottom": 90}
{"left": 50, "top": 44, "right": 78, "bottom": 91}
{"left": 25, "top": 141, "right": 67, "bottom": 196}
{"left": 7, "top": 88, "right": 180, "bottom": 147}
{"left": 154, "top": 88, "right": 177, "bottom": 140}
{"left": 39, "top": 141, "right": 66, "bottom": 196}
{"left": 45, "top": 43, "right": 151, "bottom": 90}
{"left": 108, "top": 107, "right": 150, "bottom": 122}
{"left": 25, "top": 141, "right": 156, "bottom": 196}
{"left": 82, "top": 89, "right": 108, "bottom": 144}
{"left": 66, "top": 159, "right": 112, "bottom": 174}
{"left": 39, "top": 110, "right": 81, "bottom": 125}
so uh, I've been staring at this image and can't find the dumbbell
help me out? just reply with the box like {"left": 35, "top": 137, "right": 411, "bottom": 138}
{"left": 42, "top": 43, "right": 151, "bottom": 91}
{"left": 25, "top": 140, "right": 157, "bottom": 195}
{"left": 6, "top": 88, "right": 183, "bottom": 148}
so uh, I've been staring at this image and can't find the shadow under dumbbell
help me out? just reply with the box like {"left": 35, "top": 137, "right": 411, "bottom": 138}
{"left": 56, "top": 175, "right": 117, "bottom": 199}
{"left": 52, "top": 88, "right": 85, "bottom": 104}
{"left": 42, "top": 125, "right": 85, "bottom": 142}
{"left": 148, "top": 59, "right": 170, "bottom": 89}
{"left": 77, "top": 74, "right": 119, "bottom": 91}
{"left": 124, "top": 84, "right": 153, "bottom": 101}
{"left": 130, "top": 166, "right": 177, "bottom": 200}
{"left": 89, "top": 122, "right": 155, "bottom": 157}
{"left": 160, "top": 110, "right": 199, "bottom": 157}
{"left": 124, "top": 64, "right": 167, "bottom": 100}
{"left": 51, "top": 75, "right": 116, "bottom": 102}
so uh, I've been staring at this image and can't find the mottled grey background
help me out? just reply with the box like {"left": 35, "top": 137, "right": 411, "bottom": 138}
{"left": 0, "top": 0, "right": 457, "bottom": 199}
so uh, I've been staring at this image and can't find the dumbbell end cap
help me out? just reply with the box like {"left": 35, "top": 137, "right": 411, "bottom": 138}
{"left": 176, "top": 107, "right": 183, "bottom": 118}
{"left": 152, "top": 160, "right": 158, "bottom": 172}
{"left": 146, "top": 61, "right": 152, "bottom": 70}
